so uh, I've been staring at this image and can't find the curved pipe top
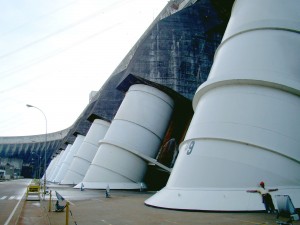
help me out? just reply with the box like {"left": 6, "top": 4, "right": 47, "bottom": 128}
{"left": 222, "top": 0, "right": 300, "bottom": 42}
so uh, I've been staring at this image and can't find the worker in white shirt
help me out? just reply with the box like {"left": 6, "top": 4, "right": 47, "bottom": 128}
{"left": 247, "top": 181, "right": 278, "bottom": 213}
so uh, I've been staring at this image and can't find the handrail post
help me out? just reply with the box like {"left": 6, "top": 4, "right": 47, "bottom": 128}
{"left": 65, "top": 201, "right": 70, "bottom": 225}
{"left": 48, "top": 190, "right": 52, "bottom": 212}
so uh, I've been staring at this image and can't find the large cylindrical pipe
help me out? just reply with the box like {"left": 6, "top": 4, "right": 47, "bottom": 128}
{"left": 61, "top": 119, "right": 110, "bottom": 185}
{"left": 48, "top": 144, "right": 72, "bottom": 182}
{"left": 45, "top": 156, "right": 58, "bottom": 181}
{"left": 80, "top": 84, "right": 174, "bottom": 189}
{"left": 145, "top": 0, "right": 300, "bottom": 211}
{"left": 48, "top": 148, "right": 65, "bottom": 181}
{"left": 53, "top": 135, "right": 85, "bottom": 183}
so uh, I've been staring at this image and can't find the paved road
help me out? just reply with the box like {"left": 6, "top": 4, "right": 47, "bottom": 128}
{"left": 0, "top": 179, "right": 31, "bottom": 225}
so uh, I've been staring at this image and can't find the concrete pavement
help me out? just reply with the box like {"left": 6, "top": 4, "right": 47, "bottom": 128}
{"left": 16, "top": 184, "right": 299, "bottom": 225}
{"left": 17, "top": 201, "right": 49, "bottom": 225}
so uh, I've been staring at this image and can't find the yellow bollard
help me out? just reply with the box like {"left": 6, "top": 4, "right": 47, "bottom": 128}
{"left": 65, "top": 201, "right": 70, "bottom": 225}
{"left": 26, "top": 186, "right": 29, "bottom": 199}
{"left": 48, "top": 190, "right": 52, "bottom": 212}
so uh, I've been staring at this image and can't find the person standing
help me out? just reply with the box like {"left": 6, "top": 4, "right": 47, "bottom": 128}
{"left": 247, "top": 181, "right": 278, "bottom": 213}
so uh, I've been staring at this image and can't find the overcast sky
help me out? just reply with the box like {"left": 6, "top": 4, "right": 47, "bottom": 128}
{"left": 0, "top": 0, "right": 168, "bottom": 137}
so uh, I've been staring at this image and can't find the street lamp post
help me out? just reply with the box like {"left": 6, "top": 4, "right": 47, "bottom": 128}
{"left": 26, "top": 104, "right": 47, "bottom": 195}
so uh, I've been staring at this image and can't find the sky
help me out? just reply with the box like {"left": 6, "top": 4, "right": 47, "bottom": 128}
{"left": 0, "top": 0, "right": 168, "bottom": 137}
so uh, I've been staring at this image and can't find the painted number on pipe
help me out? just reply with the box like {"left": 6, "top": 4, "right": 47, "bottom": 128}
{"left": 186, "top": 141, "right": 195, "bottom": 155}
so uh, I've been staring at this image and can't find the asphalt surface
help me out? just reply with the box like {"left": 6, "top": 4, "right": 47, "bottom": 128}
{"left": 0, "top": 179, "right": 31, "bottom": 225}
{"left": 14, "top": 182, "right": 300, "bottom": 225}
